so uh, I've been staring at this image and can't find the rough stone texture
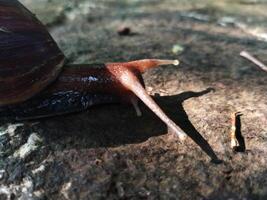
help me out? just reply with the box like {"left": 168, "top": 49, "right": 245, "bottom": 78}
{"left": 1, "top": 0, "right": 267, "bottom": 199}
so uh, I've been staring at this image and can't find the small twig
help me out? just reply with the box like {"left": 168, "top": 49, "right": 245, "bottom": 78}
{"left": 230, "top": 112, "right": 246, "bottom": 153}
{"left": 240, "top": 50, "right": 267, "bottom": 72}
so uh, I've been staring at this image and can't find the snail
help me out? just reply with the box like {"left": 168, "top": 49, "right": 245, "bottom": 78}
{"left": 0, "top": 0, "right": 187, "bottom": 140}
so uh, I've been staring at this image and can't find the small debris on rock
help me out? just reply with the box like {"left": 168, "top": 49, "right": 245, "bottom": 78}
{"left": 117, "top": 27, "right": 131, "bottom": 36}
{"left": 0, "top": 124, "right": 24, "bottom": 137}
{"left": 60, "top": 182, "right": 72, "bottom": 200}
{"left": 230, "top": 112, "right": 246, "bottom": 153}
{"left": 217, "top": 16, "right": 238, "bottom": 27}
{"left": 0, "top": 169, "right": 5, "bottom": 180}
{"left": 172, "top": 44, "right": 184, "bottom": 55}
{"left": 32, "top": 165, "right": 46, "bottom": 175}
{"left": 13, "top": 133, "right": 43, "bottom": 159}
{"left": 180, "top": 12, "right": 210, "bottom": 22}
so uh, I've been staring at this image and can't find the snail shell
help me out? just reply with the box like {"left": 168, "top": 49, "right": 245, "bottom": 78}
{"left": 0, "top": 0, "right": 65, "bottom": 106}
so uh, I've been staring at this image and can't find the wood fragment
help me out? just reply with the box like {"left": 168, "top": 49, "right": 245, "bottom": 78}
{"left": 240, "top": 50, "right": 267, "bottom": 72}
{"left": 230, "top": 112, "right": 246, "bottom": 153}
{"left": 230, "top": 112, "right": 238, "bottom": 148}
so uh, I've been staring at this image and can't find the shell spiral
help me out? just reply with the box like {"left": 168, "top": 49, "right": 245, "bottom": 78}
{"left": 0, "top": 0, "right": 65, "bottom": 106}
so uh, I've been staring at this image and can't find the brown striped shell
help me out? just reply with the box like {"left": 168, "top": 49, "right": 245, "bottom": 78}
{"left": 0, "top": 0, "right": 65, "bottom": 106}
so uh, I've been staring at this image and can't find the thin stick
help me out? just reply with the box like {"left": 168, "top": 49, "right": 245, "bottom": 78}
{"left": 230, "top": 112, "right": 246, "bottom": 153}
{"left": 240, "top": 50, "right": 267, "bottom": 72}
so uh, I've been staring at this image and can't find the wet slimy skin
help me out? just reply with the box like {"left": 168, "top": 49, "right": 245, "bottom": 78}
{"left": 1, "top": 59, "right": 186, "bottom": 140}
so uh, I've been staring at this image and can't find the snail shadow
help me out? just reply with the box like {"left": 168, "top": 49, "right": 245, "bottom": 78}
{"left": 33, "top": 87, "right": 220, "bottom": 162}
{"left": 155, "top": 87, "right": 220, "bottom": 162}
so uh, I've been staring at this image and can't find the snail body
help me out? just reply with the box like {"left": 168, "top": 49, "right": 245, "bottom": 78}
{"left": 0, "top": 0, "right": 186, "bottom": 140}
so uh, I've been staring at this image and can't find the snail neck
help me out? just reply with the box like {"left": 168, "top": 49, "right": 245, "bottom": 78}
{"left": 45, "top": 63, "right": 125, "bottom": 95}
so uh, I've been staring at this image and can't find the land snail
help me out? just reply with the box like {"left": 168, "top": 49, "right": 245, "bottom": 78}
{"left": 0, "top": 1, "right": 189, "bottom": 141}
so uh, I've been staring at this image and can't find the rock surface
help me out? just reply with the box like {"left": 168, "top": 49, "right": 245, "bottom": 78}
{"left": 1, "top": 0, "right": 267, "bottom": 199}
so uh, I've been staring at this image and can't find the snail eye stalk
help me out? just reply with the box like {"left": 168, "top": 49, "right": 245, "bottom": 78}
{"left": 107, "top": 59, "right": 186, "bottom": 141}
